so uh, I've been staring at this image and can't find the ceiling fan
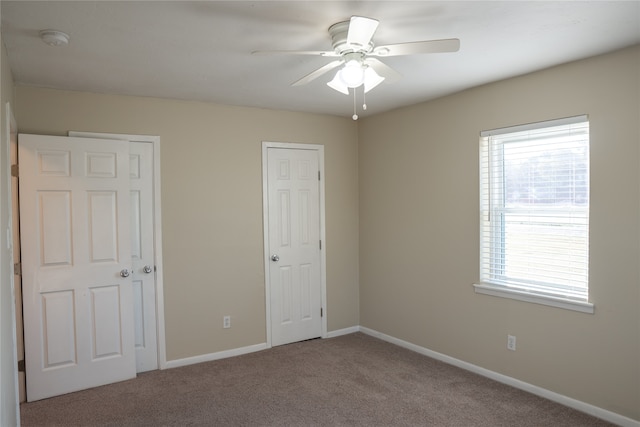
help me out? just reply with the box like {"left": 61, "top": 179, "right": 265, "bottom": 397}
{"left": 253, "top": 16, "right": 460, "bottom": 118}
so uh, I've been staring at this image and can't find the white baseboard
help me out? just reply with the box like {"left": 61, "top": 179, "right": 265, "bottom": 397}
{"left": 325, "top": 326, "right": 360, "bottom": 338}
{"left": 359, "top": 326, "right": 639, "bottom": 427}
{"left": 164, "top": 326, "right": 362, "bottom": 369}
{"left": 165, "top": 326, "right": 360, "bottom": 369}
{"left": 164, "top": 342, "right": 268, "bottom": 370}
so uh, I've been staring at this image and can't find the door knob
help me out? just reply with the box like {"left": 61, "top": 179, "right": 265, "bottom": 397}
{"left": 143, "top": 265, "right": 153, "bottom": 274}
{"left": 271, "top": 255, "right": 280, "bottom": 262}
{"left": 120, "top": 269, "right": 130, "bottom": 278}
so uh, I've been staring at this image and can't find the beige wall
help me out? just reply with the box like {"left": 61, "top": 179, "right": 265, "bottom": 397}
{"left": 14, "top": 88, "right": 360, "bottom": 360}
{"left": 358, "top": 45, "right": 640, "bottom": 420}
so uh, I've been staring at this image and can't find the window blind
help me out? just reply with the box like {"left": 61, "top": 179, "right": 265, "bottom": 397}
{"left": 480, "top": 116, "right": 589, "bottom": 301}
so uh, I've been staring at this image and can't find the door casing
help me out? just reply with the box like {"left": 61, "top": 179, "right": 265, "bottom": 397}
{"left": 261, "top": 141, "right": 327, "bottom": 347}
{"left": 5, "top": 102, "right": 21, "bottom": 420}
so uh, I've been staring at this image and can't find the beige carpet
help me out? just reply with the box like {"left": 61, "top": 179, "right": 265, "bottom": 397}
{"left": 21, "top": 333, "right": 613, "bottom": 426}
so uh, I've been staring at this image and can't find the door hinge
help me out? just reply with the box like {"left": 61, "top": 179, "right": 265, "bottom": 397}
{"left": 321, "top": 307, "right": 323, "bottom": 317}
{"left": 13, "top": 263, "right": 21, "bottom": 276}
{"left": 318, "top": 170, "right": 321, "bottom": 181}
{"left": 11, "top": 164, "right": 18, "bottom": 177}
{"left": 319, "top": 240, "right": 322, "bottom": 250}
{"left": 17, "top": 359, "right": 25, "bottom": 372}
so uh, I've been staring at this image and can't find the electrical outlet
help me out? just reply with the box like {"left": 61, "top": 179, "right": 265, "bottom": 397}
{"left": 223, "top": 316, "right": 231, "bottom": 329}
{"left": 507, "top": 335, "right": 516, "bottom": 351}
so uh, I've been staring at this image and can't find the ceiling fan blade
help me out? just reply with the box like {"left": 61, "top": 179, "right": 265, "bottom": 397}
{"left": 292, "top": 60, "right": 343, "bottom": 86}
{"left": 252, "top": 50, "right": 339, "bottom": 57}
{"left": 364, "top": 58, "right": 402, "bottom": 83}
{"left": 347, "top": 16, "right": 379, "bottom": 48}
{"left": 372, "top": 38, "right": 460, "bottom": 56}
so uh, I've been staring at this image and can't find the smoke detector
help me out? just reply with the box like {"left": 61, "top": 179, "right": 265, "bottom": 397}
{"left": 39, "top": 30, "right": 70, "bottom": 47}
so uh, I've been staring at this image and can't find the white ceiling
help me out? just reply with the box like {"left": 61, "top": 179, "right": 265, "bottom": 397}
{"left": 2, "top": 1, "right": 639, "bottom": 119}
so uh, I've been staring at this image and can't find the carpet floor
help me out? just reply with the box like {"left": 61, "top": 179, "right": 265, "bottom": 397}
{"left": 20, "top": 333, "right": 614, "bottom": 426}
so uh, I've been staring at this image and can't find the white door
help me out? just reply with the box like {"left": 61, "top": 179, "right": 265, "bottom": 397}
{"left": 69, "top": 132, "right": 161, "bottom": 373}
{"left": 128, "top": 141, "right": 158, "bottom": 372}
{"left": 266, "top": 147, "right": 323, "bottom": 346}
{"left": 19, "top": 134, "right": 136, "bottom": 401}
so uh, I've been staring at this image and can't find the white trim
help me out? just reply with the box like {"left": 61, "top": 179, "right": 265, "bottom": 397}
{"left": 261, "top": 141, "right": 327, "bottom": 348}
{"left": 325, "top": 326, "right": 360, "bottom": 338}
{"left": 161, "top": 327, "right": 361, "bottom": 368}
{"left": 480, "top": 114, "right": 588, "bottom": 137}
{"left": 164, "top": 326, "right": 361, "bottom": 370}
{"left": 5, "top": 102, "right": 20, "bottom": 426}
{"left": 68, "top": 131, "right": 167, "bottom": 369}
{"left": 261, "top": 145, "right": 271, "bottom": 347}
{"left": 473, "top": 283, "right": 595, "bottom": 314}
{"left": 164, "top": 343, "right": 268, "bottom": 370}
{"left": 359, "top": 326, "right": 639, "bottom": 427}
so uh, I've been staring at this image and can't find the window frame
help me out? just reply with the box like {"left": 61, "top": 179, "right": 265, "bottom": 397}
{"left": 474, "top": 115, "right": 594, "bottom": 314}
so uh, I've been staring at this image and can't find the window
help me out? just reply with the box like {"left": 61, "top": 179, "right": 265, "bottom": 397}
{"left": 475, "top": 116, "right": 593, "bottom": 313}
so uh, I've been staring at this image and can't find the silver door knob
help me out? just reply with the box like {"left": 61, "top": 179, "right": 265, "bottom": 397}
{"left": 120, "top": 269, "right": 130, "bottom": 278}
{"left": 143, "top": 265, "right": 153, "bottom": 274}
{"left": 271, "top": 255, "right": 280, "bottom": 262}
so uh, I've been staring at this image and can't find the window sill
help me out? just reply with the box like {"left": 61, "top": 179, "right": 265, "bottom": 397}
{"left": 473, "top": 283, "right": 594, "bottom": 314}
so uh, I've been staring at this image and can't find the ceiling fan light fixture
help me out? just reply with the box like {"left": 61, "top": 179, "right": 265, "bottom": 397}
{"left": 327, "top": 72, "right": 349, "bottom": 95}
{"left": 363, "top": 67, "right": 385, "bottom": 93}
{"left": 339, "top": 60, "right": 366, "bottom": 88}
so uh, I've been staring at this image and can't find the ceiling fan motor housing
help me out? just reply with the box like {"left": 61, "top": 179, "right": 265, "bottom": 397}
{"left": 328, "top": 21, "right": 374, "bottom": 55}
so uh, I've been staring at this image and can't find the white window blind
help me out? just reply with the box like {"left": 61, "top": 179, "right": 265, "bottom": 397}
{"left": 479, "top": 116, "right": 589, "bottom": 302}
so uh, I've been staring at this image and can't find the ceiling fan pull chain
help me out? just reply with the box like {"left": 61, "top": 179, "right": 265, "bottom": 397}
{"left": 362, "top": 87, "right": 367, "bottom": 111}
{"left": 352, "top": 89, "right": 358, "bottom": 120}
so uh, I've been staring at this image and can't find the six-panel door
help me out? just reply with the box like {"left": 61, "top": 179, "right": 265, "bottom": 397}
{"left": 19, "top": 134, "right": 136, "bottom": 401}
{"left": 267, "top": 148, "right": 322, "bottom": 346}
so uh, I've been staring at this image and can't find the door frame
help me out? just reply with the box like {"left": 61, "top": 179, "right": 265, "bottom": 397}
{"left": 68, "top": 131, "right": 167, "bottom": 369}
{"left": 261, "top": 141, "right": 327, "bottom": 348}
{"left": 4, "top": 102, "right": 21, "bottom": 422}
